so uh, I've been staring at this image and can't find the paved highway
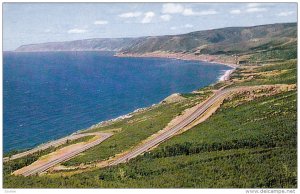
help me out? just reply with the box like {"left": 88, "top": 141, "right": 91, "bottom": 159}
{"left": 4, "top": 132, "right": 105, "bottom": 162}
{"left": 17, "top": 133, "right": 112, "bottom": 177}
{"left": 17, "top": 87, "right": 237, "bottom": 176}
{"left": 109, "top": 87, "right": 235, "bottom": 166}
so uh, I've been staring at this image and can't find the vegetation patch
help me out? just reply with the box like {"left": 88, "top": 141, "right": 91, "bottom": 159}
{"left": 231, "top": 59, "right": 296, "bottom": 86}
{"left": 4, "top": 88, "right": 296, "bottom": 188}
{"left": 3, "top": 135, "right": 96, "bottom": 175}
{"left": 60, "top": 92, "right": 211, "bottom": 166}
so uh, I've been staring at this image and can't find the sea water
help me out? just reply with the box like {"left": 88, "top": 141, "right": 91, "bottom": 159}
{"left": 3, "top": 51, "right": 231, "bottom": 152}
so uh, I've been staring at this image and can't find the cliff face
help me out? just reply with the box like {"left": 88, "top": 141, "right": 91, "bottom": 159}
{"left": 15, "top": 23, "right": 297, "bottom": 55}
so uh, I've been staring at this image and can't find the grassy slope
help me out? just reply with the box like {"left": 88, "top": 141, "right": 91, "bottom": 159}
{"left": 4, "top": 89, "right": 296, "bottom": 188}
{"left": 120, "top": 23, "right": 296, "bottom": 55}
{"left": 248, "top": 40, "right": 297, "bottom": 63}
{"left": 3, "top": 135, "right": 95, "bottom": 175}
{"left": 62, "top": 92, "right": 211, "bottom": 166}
{"left": 231, "top": 59, "right": 297, "bottom": 86}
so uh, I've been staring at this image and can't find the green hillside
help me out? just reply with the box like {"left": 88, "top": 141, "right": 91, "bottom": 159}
{"left": 15, "top": 23, "right": 296, "bottom": 58}
{"left": 120, "top": 23, "right": 296, "bottom": 55}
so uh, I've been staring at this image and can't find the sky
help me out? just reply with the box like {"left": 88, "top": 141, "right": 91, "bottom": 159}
{"left": 3, "top": 2, "right": 297, "bottom": 51}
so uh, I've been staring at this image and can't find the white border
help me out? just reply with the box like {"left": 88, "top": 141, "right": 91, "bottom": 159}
{"left": 0, "top": 1, "right": 299, "bottom": 194}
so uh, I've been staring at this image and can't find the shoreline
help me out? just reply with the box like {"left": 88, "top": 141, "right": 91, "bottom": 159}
{"left": 116, "top": 52, "right": 237, "bottom": 82}
{"left": 4, "top": 52, "right": 237, "bottom": 156}
{"left": 218, "top": 69, "right": 236, "bottom": 81}
{"left": 75, "top": 104, "right": 157, "bottom": 134}
{"left": 79, "top": 53, "right": 237, "bottom": 134}
{"left": 115, "top": 52, "right": 238, "bottom": 69}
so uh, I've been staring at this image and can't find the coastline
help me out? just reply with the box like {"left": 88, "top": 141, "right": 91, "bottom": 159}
{"left": 4, "top": 52, "right": 237, "bottom": 156}
{"left": 218, "top": 69, "right": 235, "bottom": 82}
{"left": 115, "top": 52, "right": 238, "bottom": 69}
{"left": 75, "top": 104, "right": 157, "bottom": 133}
{"left": 76, "top": 52, "right": 237, "bottom": 133}
{"left": 116, "top": 52, "right": 237, "bottom": 82}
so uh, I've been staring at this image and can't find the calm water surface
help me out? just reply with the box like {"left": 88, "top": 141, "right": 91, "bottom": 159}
{"left": 3, "top": 51, "right": 231, "bottom": 152}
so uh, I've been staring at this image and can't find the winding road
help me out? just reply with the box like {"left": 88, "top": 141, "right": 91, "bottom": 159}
{"left": 4, "top": 132, "right": 106, "bottom": 162}
{"left": 15, "top": 87, "right": 238, "bottom": 176}
{"left": 13, "top": 132, "right": 112, "bottom": 177}
{"left": 109, "top": 87, "right": 235, "bottom": 166}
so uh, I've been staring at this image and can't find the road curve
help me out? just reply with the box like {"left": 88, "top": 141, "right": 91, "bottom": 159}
{"left": 15, "top": 133, "right": 112, "bottom": 177}
{"left": 4, "top": 132, "right": 105, "bottom": 162}
{"left": 15, "top": 87, "right": 237, "bottom": 176}
{"left": 109, "top": 87, "right": 236, "bottom": 166}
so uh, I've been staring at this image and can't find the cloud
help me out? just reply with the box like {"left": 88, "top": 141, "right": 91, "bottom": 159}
{"left": 94, "top": 20, "right": 108, "bottom": 25}
{"left": 277, "top": 11, "right": 294, "bottom": 16}
{"left": 230, "top": 9, "right": 241, "bottom": 14}
{"left": 182, "top": 8, "right": 195, "bottom": 16}
{"left": 195, "top": 9, "right": 217, "bottom": 16}
{"left": 182, "top": 8, "right": 217, "bottom": 16}
{"left": 160, "top": 14, "right": 171, "bottom": 21}
{"left": 184, "top": 24, "right": 193, "bottom": 28}
{"left": 171, "top": 24, "right": 193, "bottom": 31}
{"left": 67, "top": 28, "right": 87, "bottom": 34}
{"left": 246, "top": 7, "right": 267, "bottom": 13}
{"left": 162, "top": 3, "right": 217, "bottom": 16}
{"left": 162, "top": 3, "right": 184, "bottom": 14}
{"left": 247, "top": 3, "right": 261, "bottom": 7}
{"left": 245, "top": 3, "right": 267, "bottom": 13}
{"left": 119, "top": 12, "right": 142, "bottom": 18}
{"left": 141, "top": 12, "right": 155, "bottom": 24}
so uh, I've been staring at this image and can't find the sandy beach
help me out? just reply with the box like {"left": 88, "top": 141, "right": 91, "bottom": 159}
{"left": 115, "top": 52, "right": 238, "bottom": 68}
{"left": 116, "top": 52, "right": 237, "bottom": 82}
{"left": 218, "top": 69, "right": 236, "bottom": 81}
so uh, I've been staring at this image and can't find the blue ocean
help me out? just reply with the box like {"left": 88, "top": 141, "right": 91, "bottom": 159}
{"left": 3, "top": 51, "right": 231, "bottom": 153}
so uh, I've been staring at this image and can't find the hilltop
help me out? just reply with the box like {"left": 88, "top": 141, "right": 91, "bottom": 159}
{"left": 15, "top": 38, "right": 140, "bottom": 52}
{"left": 120, "top": 23, "right": 296, "bottom": 55}
{"left": 15, "top": 23, "right": 296, "bottom": 58}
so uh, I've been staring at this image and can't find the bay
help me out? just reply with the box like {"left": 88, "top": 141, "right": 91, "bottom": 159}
{"left": 3, "top": 51, "right": 231, "bottom": 153}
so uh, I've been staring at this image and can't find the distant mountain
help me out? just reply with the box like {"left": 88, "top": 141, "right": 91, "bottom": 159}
{"left": 15, "top": 23, "right": 297, "bottom": 55}
{"left": 15, "top": 38, "right": 142, "bottom": 52}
